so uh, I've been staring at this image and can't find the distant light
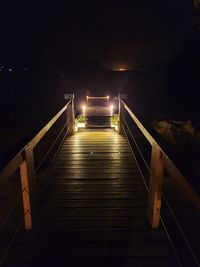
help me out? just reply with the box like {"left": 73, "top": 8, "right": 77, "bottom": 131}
{"left": 1, "top": 66, "right": 4, "bottom": 69}
{"left": 86, "top": 95, "right": 89, "bottom": 101}
{"left": 113, "top": 68, "right": 127, "bottom": 72}
{"left": 8, "top": 68, "right": 13, "bottom": 72}
{"left": 107, "top": 95, "right": 109, "bottom": 100}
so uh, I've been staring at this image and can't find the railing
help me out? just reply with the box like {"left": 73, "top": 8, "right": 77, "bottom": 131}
{"left": 0, "top": 94, "right": 75, "bottom": 263}
{"left": 118, "top": 94, "right": 200, "bottom": 265}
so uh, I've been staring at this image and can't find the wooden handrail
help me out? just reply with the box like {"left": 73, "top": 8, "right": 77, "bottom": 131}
{"left": 122, "top": 101, "right": 155, "bottom": 146}
{"left": 0, "top": 98, "right": 74, "bottom": 230}
{"left": 0, "top": 100, "right": 71, "bottom": 182}
{"left": 120, "top": 98, "right": 200, "bottom": 227}
{"left": 29, "top": 101, "right": 71, "bottom": 148}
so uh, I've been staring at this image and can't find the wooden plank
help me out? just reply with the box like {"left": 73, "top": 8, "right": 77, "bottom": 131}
{"left": 46, "top": 178, "right": 144, "bottom": 185}
{"left": 45, "top": 184, "right": 146, "bottom": 191}
{"left": 33, "top": 241, "right": 174, "bottom": 257}
{"left": 18, "top": 228, "right": 167, "bottom": 242}
{"left": 50, "top": 164, "right": 138, "bottom": 172}
{"left": 39, "top": 217, "right": 149, "bottom": 229}
{"left": 44, "top": 199, "right": 147, "bottom": 208}
{"left": 41, "top": 207, "right": 147, "bottom": 218}
{"left": 53, "top": 159, "right": 136, "bottom": 163}
{"left": 44, "top": 192, "right": 147, "bottom": 200}
{"left": 5, "top": 257, "right": 179, "bottom": 267}
{"left": 48, "top": 168, "right": 139, "bottom": 176}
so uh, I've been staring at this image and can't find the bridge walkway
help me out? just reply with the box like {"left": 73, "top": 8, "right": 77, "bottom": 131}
{"left": 5, "top": 129, "right": 179, "bottom": 267}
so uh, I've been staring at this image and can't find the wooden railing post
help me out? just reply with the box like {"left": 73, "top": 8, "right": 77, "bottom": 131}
{"left": 147, "top": 142, "right": 164, "bottom": 228}
{"left": 19, "top": 146, "right": 35, "bottom": 230}
{"left": 19, "top": 160, "right": 32, "bottom": 230}
{"left": 65, "top": 93, "right": 75, "bottom": 135}
{"left": 118, "top": 94, "right": 122, "bottom": 134}
{"left": 71, "top": 94, "right": 75, "bottom": 134}
{"left": 24, "top": 146, "right": 35, "bottom": 191}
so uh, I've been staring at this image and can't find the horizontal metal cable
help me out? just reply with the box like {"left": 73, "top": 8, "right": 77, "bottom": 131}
{"left": 0, "top": 190, "right": 23, "bottom": 231}
{"left": 35, "top": 119, "right": 70, "bottom": 173}
{"left": 123, "top": 119, "right": 199, "bottom": 266}
{"left": 0, "top": 210, "right": 27, "bottom": 266}
{"left": 37, "top": 125, "right": 71, "bottom": 190}
{"left": 123, "top": 118, "right": 150, "bottom": 171}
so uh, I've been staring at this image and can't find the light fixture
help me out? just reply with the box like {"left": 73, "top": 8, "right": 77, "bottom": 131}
{"left": 110, "top": 105, "right": 114, "bottom": 115}
{"left": 82, "top": 105, "right": 86, "bottom": 115}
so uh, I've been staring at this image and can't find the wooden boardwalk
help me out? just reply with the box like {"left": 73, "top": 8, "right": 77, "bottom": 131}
{"left": 5, "top": 129, "right": 179, "bottom": 267}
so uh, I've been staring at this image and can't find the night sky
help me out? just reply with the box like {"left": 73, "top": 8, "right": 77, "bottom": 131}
{"left": 0, "top": 1, "right": 193, "bottom": 70}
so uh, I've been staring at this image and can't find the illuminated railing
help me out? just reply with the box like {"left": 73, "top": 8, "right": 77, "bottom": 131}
{"left": 0, "top": 95, "right": 75, "bottom": 263}
{"left": 118, "top": 94, "right": 200, "bottom": 265}
{"left": 118, "top": 95, "right": 200, "bottom": 227}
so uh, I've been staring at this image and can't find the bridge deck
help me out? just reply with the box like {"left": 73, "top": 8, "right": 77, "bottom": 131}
{"left": 5, "top": 129, "right": 179, "bottom": 266}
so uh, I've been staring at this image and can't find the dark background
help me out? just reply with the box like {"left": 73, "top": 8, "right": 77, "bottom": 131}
{"left": 0, "top": 0, "right": 200, "bottom": 152}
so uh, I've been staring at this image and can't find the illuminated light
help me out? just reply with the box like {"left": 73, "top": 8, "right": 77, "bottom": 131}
{"left": 86, "top": 96, "right": 89, "bottom": 101}
{"left": 91, "top": 151, "right": 93, "bottom": 154}
{"left": 107, "top": 95, "right": 109, "bottom": 100}
{"left": 77, "top": 122, "right": 85, "bottom": 128}
{"left": 82, "top": 105, "right": 86, "bottom": 115}
{"left": 111, "top": 123, "right": 118, "bottom": 131}
{"left": 110, "top": 105, "right": 114, "bottom": 115}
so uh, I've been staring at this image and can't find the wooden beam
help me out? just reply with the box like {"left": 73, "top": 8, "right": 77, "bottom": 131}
{"left": 19, "top": 160, "right": 32, "bottom": 230}
{"left": 147, "top": 142, "right": 164, "bottom": 228}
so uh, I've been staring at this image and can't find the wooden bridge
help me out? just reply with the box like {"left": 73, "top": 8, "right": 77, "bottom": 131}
{"left": 1, "top": 95, "right": 200, "bottom": 266}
